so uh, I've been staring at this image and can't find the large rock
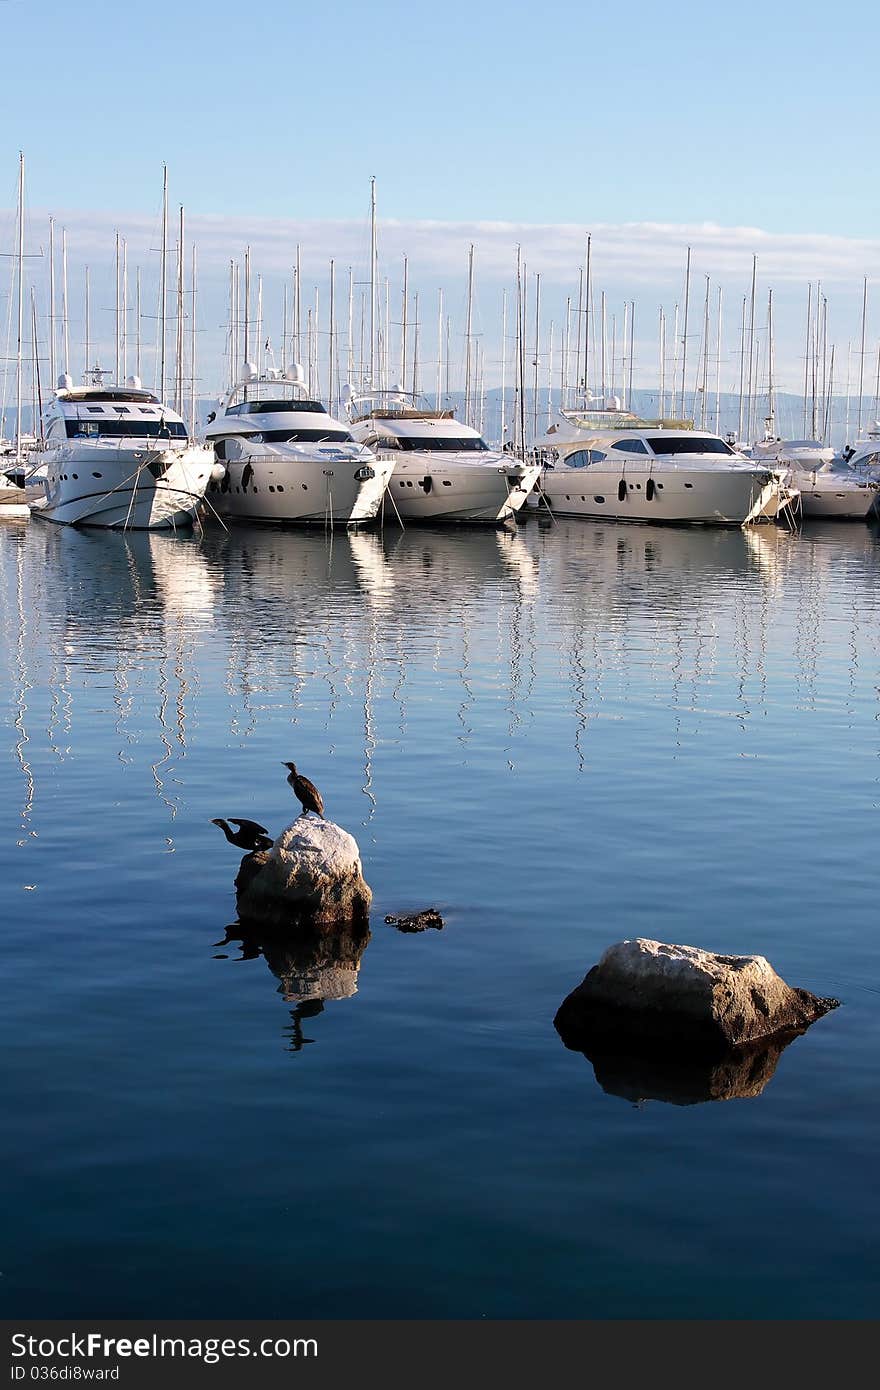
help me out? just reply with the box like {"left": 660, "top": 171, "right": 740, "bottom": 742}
{"left": 236, "top": 817, "right": 372, "bottom": 929}
{"left": 554, "top": 938, "right": 838, "bottom": 1052}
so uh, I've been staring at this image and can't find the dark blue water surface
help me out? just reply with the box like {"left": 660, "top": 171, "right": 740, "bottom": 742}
{"left": 0, "top": 515, "right": 877, "bottom": 1318}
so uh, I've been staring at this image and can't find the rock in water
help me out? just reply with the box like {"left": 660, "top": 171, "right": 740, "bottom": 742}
{"left": 554, "top": 938, "right": 838, "bottom": 1052}
{"left": 384, "top": 908, "right": 444, "bottom": 933}
{"left": 236, "top": 818, "right": 372, "bottom": 929}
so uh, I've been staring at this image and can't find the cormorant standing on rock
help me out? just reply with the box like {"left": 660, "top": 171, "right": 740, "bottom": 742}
{"left": 283, "top": 762, "right": 325, "bottom": 818}
{"left": 211, "top": 817, "right": 274, "bottom": 851}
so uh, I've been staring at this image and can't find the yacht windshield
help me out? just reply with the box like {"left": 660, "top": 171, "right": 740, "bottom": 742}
{"left": 66, "top": 420, "right": 187, "bottom": 439}
{"left": 244, "top": 428, "right": 352, "bottom": 443}
{"left": 647, "top": 436, "right": 734, "bottom": 456}
{"left": 383, "top": 435, "right": 488, "bottom": 452}
{"left": 227, "top": 400, "right": 327, "bottom": 416}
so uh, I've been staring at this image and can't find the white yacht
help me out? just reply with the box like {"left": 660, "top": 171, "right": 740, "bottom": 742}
{"left": 205, "top": 365, "right": 393, "bottom": 527}
{"left": 750, "top": 436, "right": 878, "bottom": 520}
{"left": 31, "top": 368, "right": 217, "bottom": 529}
{"left": 536, "top": 406, "right": 796, "bottom": 526}
{"left": 346, "top": 390, "right": 540, "bottom": 525}
{"left": 840, "top": 422, "right": 880, "bottom": 478}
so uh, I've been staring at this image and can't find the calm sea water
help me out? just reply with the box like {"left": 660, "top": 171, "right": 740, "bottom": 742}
{"left": 0, "top": 514, "right": 877, "bottom": 1319}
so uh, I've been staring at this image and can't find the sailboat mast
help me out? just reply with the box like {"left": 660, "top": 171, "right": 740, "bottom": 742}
{"left": 61, "top": 227, "right": 70, "bottom": 376}
{"left": 159, "top": 164, "right": 168, "bottom": 400}
{"left": 115, "top": 230, "right": 121, "bottom": 383}
{"left": 84, "top": 266, "right": 90, "bottom": 376}
{"left": 659, "top": 306, "right": 666, "bottom": 417}
{"left": 679, "top": 245, "right": 691, "bottom": 418}
{"left": 857, "top": 275, "right": 867, "bottom": 435}
{"left": 583, "top": 233, "right": 592, "bottom": 401}
{"left": 190, "top": 242, "right": 197, "bottom": 436}
{"left": 802, "top": 283, "right": 813, "bottom": 435}
{"left": 31, "top": 288, "right": 43, "bottom": 443}
{"left": 369, "top": 177, "right": 377, "bottom": 388}
{"left": 15, "top": 152, "right": 24, "bottom": 463}
{"left": 500, "top": 287, "right": 507, "bottom": 443}
{"left": 122, "top": 238, "right": 128, "bottom": 381}
{"left": 436, "top": 287, "right": 444, "bottom": 410}
{"left": 700, "top": 276, "right": 710, "bottom": 429}
{"left": 767, "top": 288, "right": 775, "bottom": 435}
{"left": 532, "top": 270, "right": 540, "bottom": 440}
{"left": 329, "top": 258, "right": 336, "bottom": 414}
{"left": 464, "top": 242, "right": 475, "bottom": 425}
{"left": 715, "top": 285, "right": 723, "bottom": 432}
{"left": 243, "top": 245, "right": 250, "bottom": 370}
{"left": 400, "top": 255, "right": 408, "bottom": 391}
{"left": 175, "top": 206, "right": 185, "bottom": 411}
{"left": 411, "top": 289, "right": 419, "bottom": 397}
{"left": 627, "top": 299, "right": 635, "bottom": 411}
{"left": 48, "top": 216, "right": 56, "bottom": 387}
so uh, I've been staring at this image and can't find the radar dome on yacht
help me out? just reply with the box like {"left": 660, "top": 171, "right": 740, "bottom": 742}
{"left": 126, "top": 374, "right": 142, "bottom": 389}
{"left": 57, "top": 373, "right": 73, "bottom": 391}
{"left": 604, "top": 395, "right": 622, "bottom": 410}
{"left": 241, "top": 362, "right": 258, "bottom": 383}
{"left": 284, "top": 363, "right": 305, "bottom": 385}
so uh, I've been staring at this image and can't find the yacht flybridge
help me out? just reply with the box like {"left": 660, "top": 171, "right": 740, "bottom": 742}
{"left": 205, "top": 365, "right": 393, "bottom": 527}
{"left": 346, "top": 391, "right": 541, "bottom": 525}
{"left": 31, "top": 368, "right": 217, "bottom": 529}
{"left": 536, "top": 404, "right": 796, "bottom": 527}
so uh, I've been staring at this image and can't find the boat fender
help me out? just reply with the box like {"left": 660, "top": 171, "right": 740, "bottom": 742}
{"left": 618, "top": 478, "right": 627, "bottom": 502}
{"left": 242, "top": 462, "right": 254, "bottom": 490}
{"left": 419, "top": 476, "right": 433, "bottom": 494}
{"left": 210, "top": 462, "right": 227, "bottom": 482}
{"left": 646, "top": 477, "right": 655, "bottom": 501}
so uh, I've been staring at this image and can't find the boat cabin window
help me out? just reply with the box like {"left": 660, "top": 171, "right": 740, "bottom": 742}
{"left": 646, "top": 436, "right": 734, "bottom": 456}
{"left": 66, "top": 419, "right": 187, "bottom": 439}
{"left": 611, "top": 439, "right": 649, "bottom": 454}
{"left": 226, "top": 399, "right": 327, "bottom": 416}
{"left": 387, "top": 435, "right": 489, "bottom": 452}
{"left": 240, "top": 428, "right": 352, "bottom": 444}
{"left": 565, "top": 449, "right": 606, "bottom": 467}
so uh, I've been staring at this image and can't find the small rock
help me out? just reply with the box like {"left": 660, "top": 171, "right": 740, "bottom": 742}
{"left": 384, "top": 908, "right": 444, "bottom": 933}
{"left": 554, "top": 938, "right": 838, "bottom": 1052}
{"left": 236, "top": 818, "right": 372, "bottom": 929}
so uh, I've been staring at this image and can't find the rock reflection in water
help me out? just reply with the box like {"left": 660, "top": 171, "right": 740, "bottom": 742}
{"left": 215, "top": 917, "right": 371, "bottom": 1050}
{"left": 558, "top": 1027, "right": 804, "bottom": 1107}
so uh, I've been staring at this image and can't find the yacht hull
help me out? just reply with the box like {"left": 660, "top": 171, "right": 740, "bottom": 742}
{"left": 796, "top": 479, "right": 877, "bottom": 520}
{"left": 538, "top": 463, "right": 787, "bottom": 526}
{"left": 207, "top": 452, "right": 394, "bottom": 525}
{"left": 383, "top": 460, "right": 541, "bottom": 524}
{"left": 30, "top": 447, "right": 215, "bottom": 529}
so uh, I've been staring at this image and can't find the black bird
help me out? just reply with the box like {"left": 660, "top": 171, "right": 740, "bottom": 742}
{"left": 283, "top": 762, "right": 325, "bottom": 818}
{"left": 211, "top": 817, "right": 273, "bottom": 851}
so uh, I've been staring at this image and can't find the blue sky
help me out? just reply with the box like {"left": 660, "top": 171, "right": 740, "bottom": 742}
{"left": 1, "top": 0, "right": 879, "bottom": 419}
{"left": 2, "top": 0, "right": 877, "bottom": 232}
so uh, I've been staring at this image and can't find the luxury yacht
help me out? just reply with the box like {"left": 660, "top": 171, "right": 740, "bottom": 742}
{"left": 750, "top": 436, "right": 878, "bottom": 520}
{"left": 31, "top": 368, "right": 217, "bottom": 529}
{"left": 345, "top": 390, "right": 540, "bottom": 525}
{"left": 536, "top": 405, "right": 796, "bottom": 526}
{"left": 205, "top": 364, "right": 393, "bottom": 526}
